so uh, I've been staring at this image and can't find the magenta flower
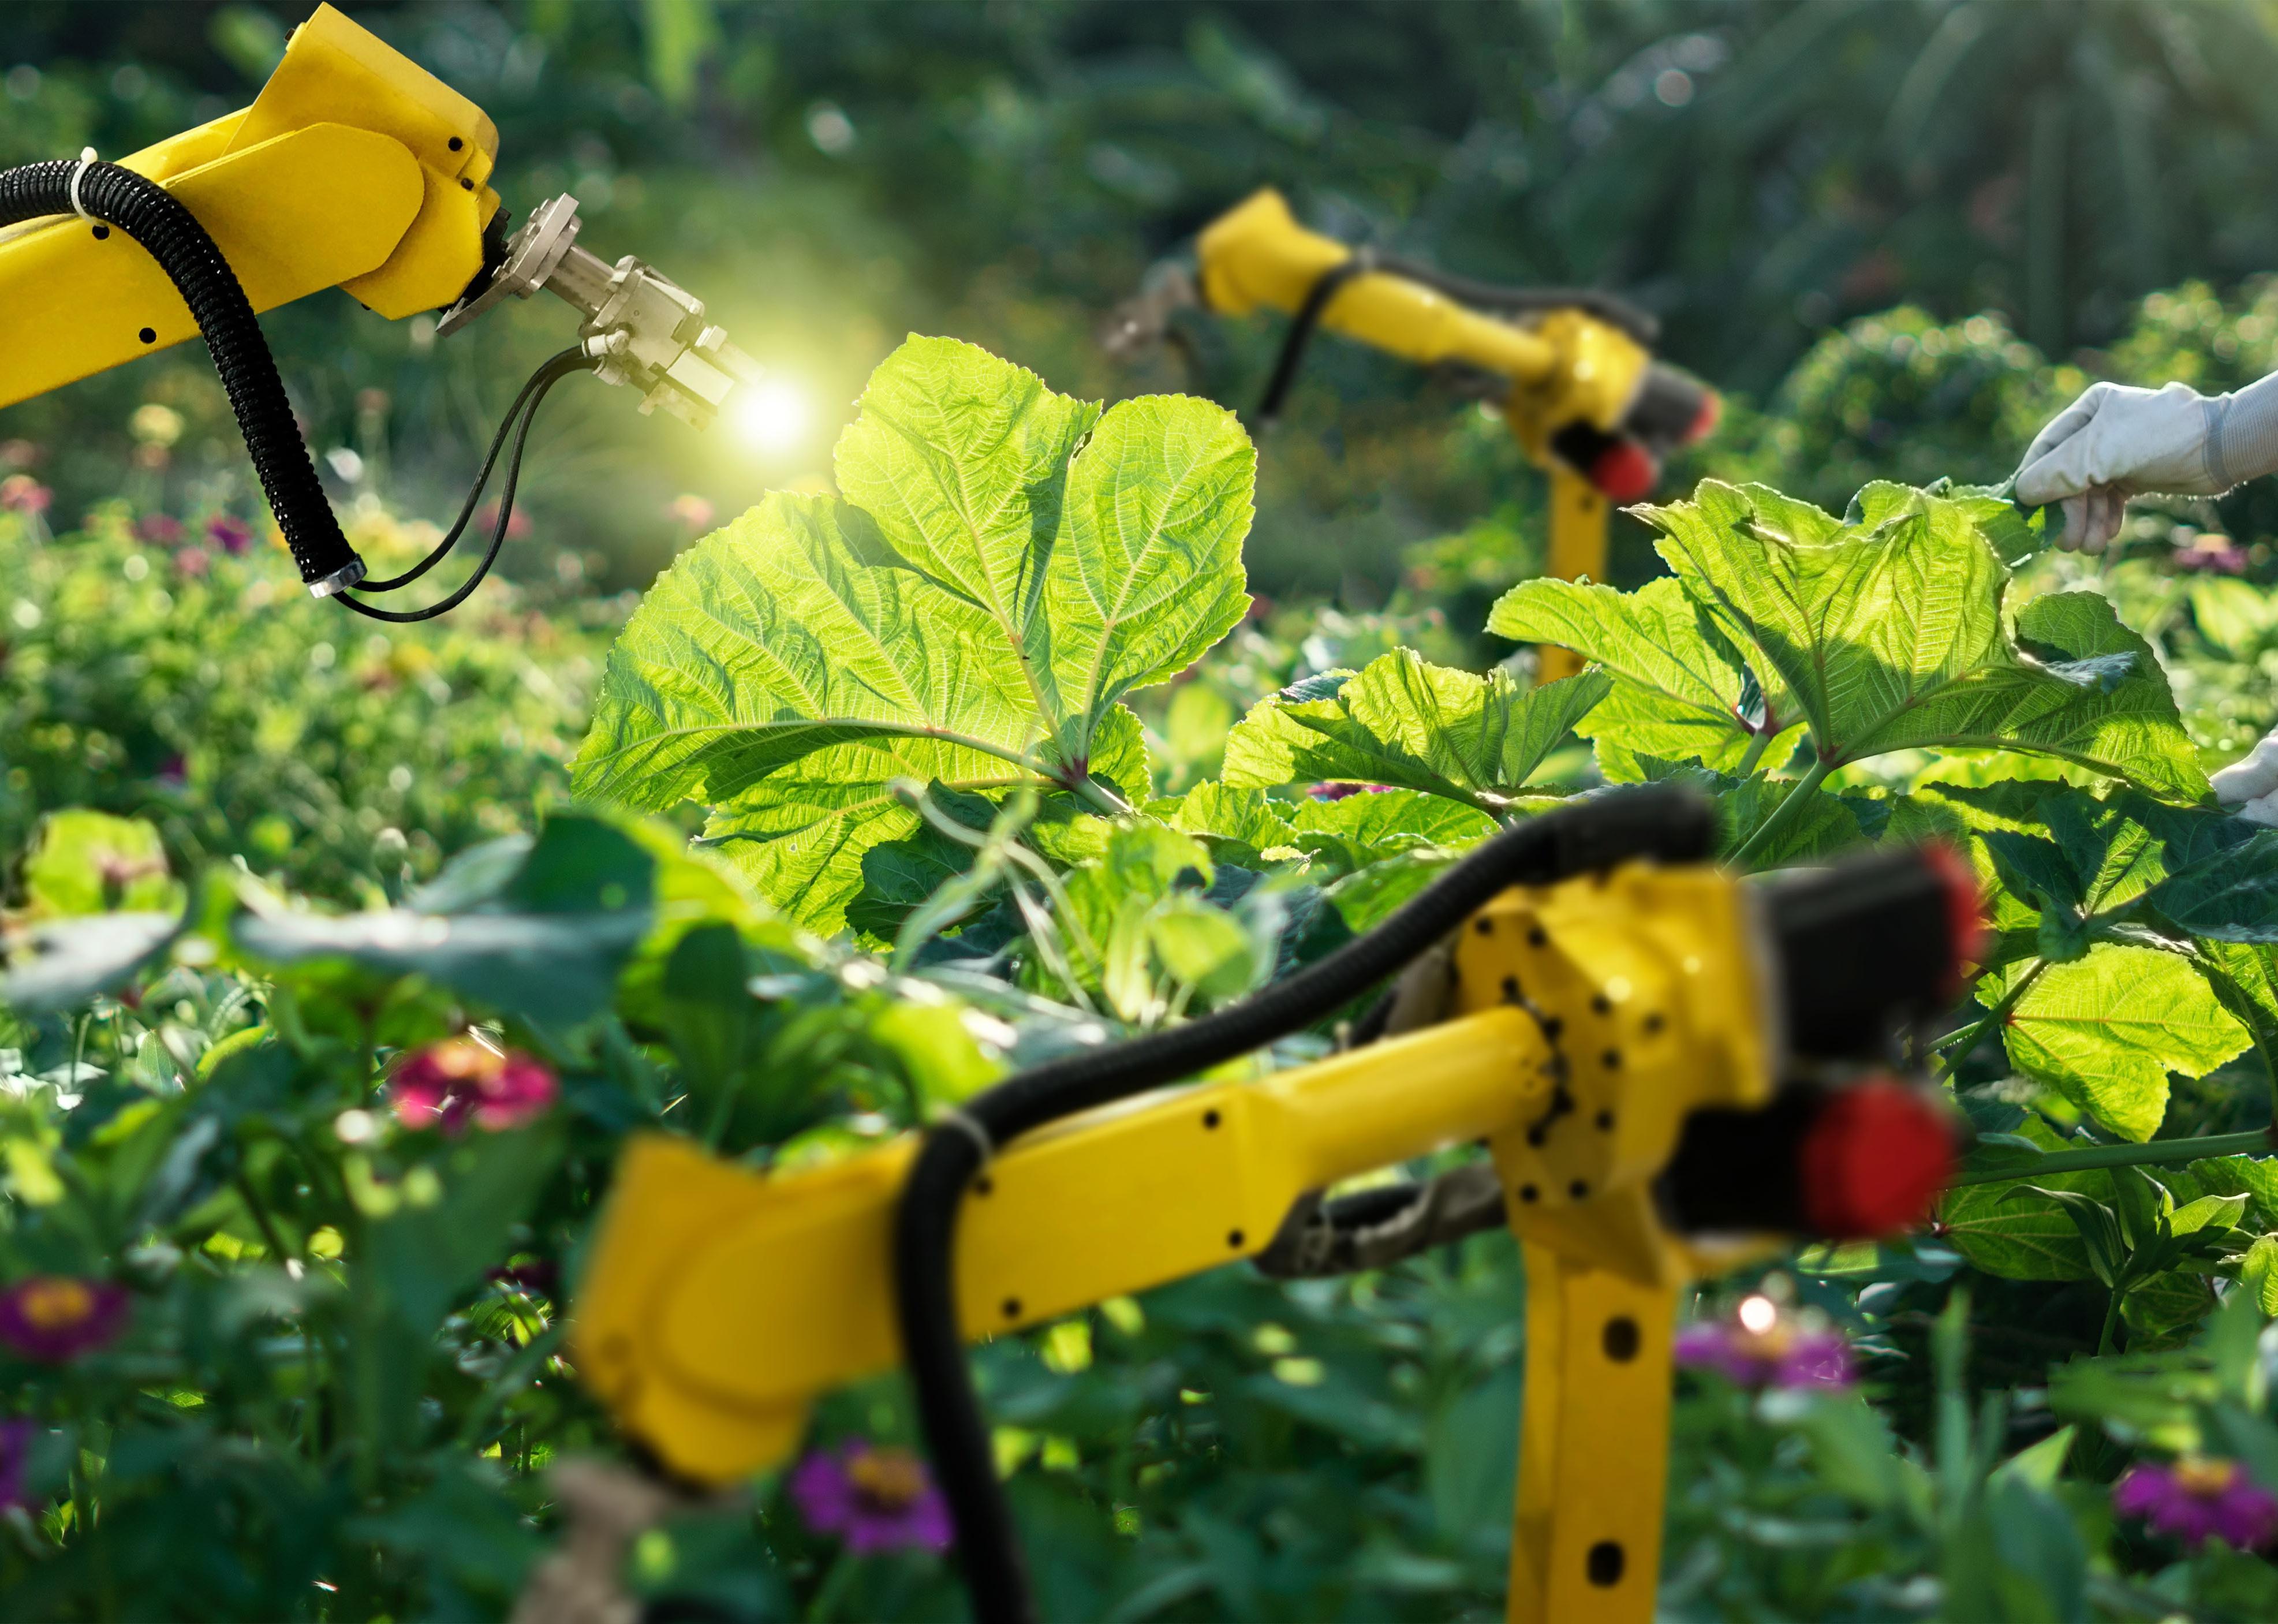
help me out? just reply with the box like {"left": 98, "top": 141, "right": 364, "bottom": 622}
{"left": 174, "top": 546, "right": 210, "bottom": 578}
{"left": 486, "top": 1259, "right": 560, "bottom": 1296}
{"left": 135, "top": 513, "right": 184, "bottom": 546}
{"left": 205, "top": 514, "right": 253, "bottom": 556}
{"left": 389, "top": 1039, "right": 558, "bottom": 1135}
{"left": 667, "top": 493, "right": 715, "bottom": 532}
{"left": 0, "top": 1277, "right": 131, "bottom": 1363}
{"left": 0, "top": 1419, "right": 35, "bottom": 1513}
{"left": 791, "top": 1442, "right": 953, "bottom": 1555}
{"left": 2115, "top": 1458, "right": 2278, "bottom": 1551}
{"left": 0, "top": 475, "right": 50, "bottom": 516}
{"left": 154, "top": 753, "right": 188, "bottom": 789}
{"left": 1675, "top": 1295, "right": 1854, "bottom": 1391}
{"left": 1307, "top": 782, "right": 1394, "bottom": 801}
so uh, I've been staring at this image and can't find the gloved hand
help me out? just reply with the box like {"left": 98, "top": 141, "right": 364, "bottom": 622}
{"left": 2014, "top": 375, "right": 2278, "bottom": 550}
{"left": 2212, "top": 735, "right": 2278, "bottom": 827}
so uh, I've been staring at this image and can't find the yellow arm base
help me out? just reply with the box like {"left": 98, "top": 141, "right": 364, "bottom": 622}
{"left": 0, "top": 3, "right": 497, "bottom": 410}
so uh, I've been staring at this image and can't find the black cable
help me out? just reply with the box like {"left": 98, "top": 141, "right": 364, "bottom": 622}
{"left": 1252, "top": 251, "right": 1375, "bottom": 427}
{"left": 354, "top": 346, "right": 591, "bottom": 593}
{"left": 892, "top": 783, "right": 1714, "bottom": 1624}
{"left": 0, "top": 158, "right": 361, "bottom": 591}
{"left": 1250, "top": 249, "right": 1660, "bottom": 430}
{"left": 338, "top": 349, "right": 596, "bottom": 624}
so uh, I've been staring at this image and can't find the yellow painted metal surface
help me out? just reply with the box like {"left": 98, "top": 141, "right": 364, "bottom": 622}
{"left": 576, "top": 1003, "right": 1553, "bottom": 1481}
{"left": 0, "top": 2, "right": 497, "bottom": 410}
{"left": 1507, "top": 1248, "right": 1676, "bottom": 1624}
{"left": 0, "top": 127, "right": 423, "bottom": 409}
{"left": 577, "top": 822, "right": 1789, "bottom": 1619}
{"left": 1534, "top": 466, "right": 1609, "bottom": 684}
{"left": 1199, "top": 189, "right": 1559, "bottom": 385}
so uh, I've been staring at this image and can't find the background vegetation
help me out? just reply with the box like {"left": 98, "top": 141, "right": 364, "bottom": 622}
{"left": 13, "top": 3, "right": 2278, "bottom": 1621}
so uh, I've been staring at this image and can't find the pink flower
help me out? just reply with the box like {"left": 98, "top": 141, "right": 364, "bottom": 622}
{"left": 389, "top": 1039, "right": 558, "bottom": 1135}
{"left": 1675, "top": 1296, "right": 1853, "bottom": 1391}
{"left": 174, "top": 546, "right": 210, "bottom": 578}
{"left": 205, "top": 515, "right": 253, "bottom": 556}
{"left": 0, "top": 1419, "right": 35, "bottom": 1513}
{"left": 667, "top": 493, "right": 715, "bottom": 531}
{"left": 2178, "top": 533, "right": 2249, "bottom": 575}
{"left": 154, "top": 753, "right": 188, "bottom": 789}
{"left": 791, "top": 1442, "right": 953, "bottom": 1555}
{"left": 2115, "top": 1458, "right": 2278, "bottom": 1551}
{"left": 0, "top": 475, "right": 50, "bottom": 516}
{"left": 135, "top": 514, "right": 184, "bottom": 546}
{"left": 0, "top": 1277, "right": 131, "bottom": 1362}
{"left": 1307, "top": 782, "right": 1394, "bottom": 801}
{"left": 474, "top": 500, "right": 533, "bottom": 541}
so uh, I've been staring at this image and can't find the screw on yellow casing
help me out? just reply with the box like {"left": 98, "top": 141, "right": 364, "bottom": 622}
{"left": 1192, "top": 189, "right": 1650, "bottom": 685}
{"left": 572, "top": 860, "right": 1782, "bottom": 1624}
{"left": 0, "top": 3, "right": 499, "bottom": 411}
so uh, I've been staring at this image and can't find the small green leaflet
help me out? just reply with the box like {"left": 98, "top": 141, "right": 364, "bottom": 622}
{"left": 1221, "top": 651, "right": 1608, "bottom": 814}
{"left": 1499, "top": 480, "right": 2205, "bottom": 795}
{"left": 572, "top": 337, "right": 1255, "bottom": 933}
{"left": 1998, "top": 946, "right": 2249, "bottom": 1142}
{"left": 1487, "top": 575, "right": 1783, "bottom": 773}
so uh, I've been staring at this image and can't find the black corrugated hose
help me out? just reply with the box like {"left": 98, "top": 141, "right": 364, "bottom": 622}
{"left": 0, "top": 158, "right": 588, "bottom": 619}
{"left": 892, "top": 783, "right": 1715, "bottom": 1624}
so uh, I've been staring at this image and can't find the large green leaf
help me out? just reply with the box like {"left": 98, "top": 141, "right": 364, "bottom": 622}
{"left": 573, "top": 337, "right": 1252, "bottom": 932}
{"left": 1288, "top": 789, "right": 1497, "bottom": 876}
{"left": 1939, "top": 1114, "right": 2109, "bottom": 1281}
{"left": 232, "top": 815, "right": 656, "bottom": 1026}
{"left": 1221, "top": 653, "right": 1607, "bottom": 813}
{"left": 1619, "top": 756, "right": 1885, "bottom": 868}
{"left": 1615, "top": 480, "right": 2205, "bottom": 794}
{"left": 2000, "top": 946, "right": 2249, "bottom": 1141}
{"left": 1487, "top": 576, "right": 1783, "bottom": 773}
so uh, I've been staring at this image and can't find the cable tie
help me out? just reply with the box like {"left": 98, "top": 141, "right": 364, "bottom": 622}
{"left": 932, "top": 1108, "right": 996, "bottom": 1169}
{"left": 68, "top": 147, "right": 98, "bottom": 222}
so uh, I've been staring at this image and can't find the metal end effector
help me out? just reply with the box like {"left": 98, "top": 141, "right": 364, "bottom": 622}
{"left": 438, "top": 193, "right": 759, "bottom": 429}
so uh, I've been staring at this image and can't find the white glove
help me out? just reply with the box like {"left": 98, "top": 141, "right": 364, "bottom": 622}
{"left": 2211, "top": 732, "right": 2278, "bottom": 827}
{"left": 2015, "top": 375, "right": 2278, "bottom": 550}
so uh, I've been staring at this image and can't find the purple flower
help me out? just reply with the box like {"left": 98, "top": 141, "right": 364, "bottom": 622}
{"left": 1307, "top": 782, "right": 1394, "bottom": 801}
{"left": 0, "top": 1277, "right": 131, "bottom": 1362}
{"left": 791, "top": 1442, "right": 953, "bottom": 1555}
{"left": 2114, "top": 1458, "right": 2278, "bottom": 1551}
{"left": 389, "top": 1039, "right": 558, "bottom": 1135}
{"left": 0, "top": 1419, "right": 35, "bottom": 1514}
{"left": 1675, "top": 1295, "right": 1854, "bottom": 1391}
{"left": 135, "top": 513, "right": 184, "bottom": 546}
{"left": 204, "top": 514, "right": 253, "bottom": 556}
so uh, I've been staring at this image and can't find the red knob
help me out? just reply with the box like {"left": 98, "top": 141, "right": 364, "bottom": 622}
{"left": 1589, "top": 440, "right": 1659, "bottom": 503}
{"left": 1798, "top": 1078, "right": 1957, "bottom": 1240}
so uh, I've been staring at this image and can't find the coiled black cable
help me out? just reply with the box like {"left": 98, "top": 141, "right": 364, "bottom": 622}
{"left": 0, "top": 157, "right": 362, "bottom": 591}
{"left": 892, "top": 783, "right": 1714, "bottom": 1624}
{"left": 338, "top": 346, "right": 597, "bottom": 622}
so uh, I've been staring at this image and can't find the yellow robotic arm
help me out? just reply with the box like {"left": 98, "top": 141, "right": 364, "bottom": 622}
{"left": 1111, "top": 189, "right": 1720, "bottom": 680}
{"left": 0, "top": 5, "right": 756, "bottom": 606}
{"left": 574, "top": 794, "right": 1978, "bottom": 1624}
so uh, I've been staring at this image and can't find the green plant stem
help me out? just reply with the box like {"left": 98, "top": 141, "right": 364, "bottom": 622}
{"left": 2097, "top": 1289, "right": 2123, "bottom": 1357}
{"left": 453, "top": 1317, "right": 569, "bottom": 1451}
{"left": 1932, "top": 959, "right": 2048, "bottom": 1067}
{"left": 1064, "top": 770, "right": 1132, "bottom": 819}
{"left": 1726, "top": 755, "right": 1834, "bottom": 868}
{"left": 1949, "top": 1128, "right": 2274, "bottom": 1188}
{"left": 1734, "top": 727, "right": 1775, "bottom": 777}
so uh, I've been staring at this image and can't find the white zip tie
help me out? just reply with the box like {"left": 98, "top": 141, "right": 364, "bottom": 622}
{"left": 932, "top": 1107, "right": 996, "bottom": 1168}
{"left": 68, "top": 147, "right": 98, "bottom": 222}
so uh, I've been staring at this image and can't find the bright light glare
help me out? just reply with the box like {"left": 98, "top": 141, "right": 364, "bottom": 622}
{"left": 1736, "top": 1294, "right": 1779, "bottom": 1335}
{"left": 733, "top": 378, "right": 809, "bottom": 453}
